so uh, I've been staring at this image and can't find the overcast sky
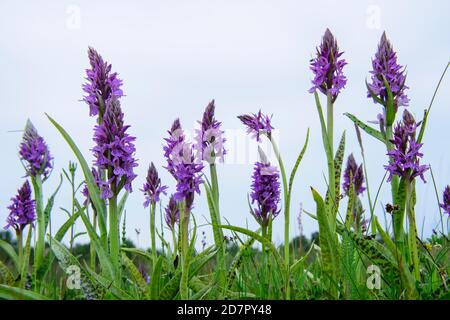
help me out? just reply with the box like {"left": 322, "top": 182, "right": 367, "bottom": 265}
{"left": 1, "top": 0, "right": 449, "bottom": 249}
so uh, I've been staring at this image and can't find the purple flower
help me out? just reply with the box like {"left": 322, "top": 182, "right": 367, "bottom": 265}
{"left": 92, "top": 98, "right": 138, "bottom": 199}
{"left": 163, "top": 120, "right": 204, "bottom": 210}
{"left": 343, "top": 154, "right": 366, "bottom": 196}
{"left": 19, "top": 120, "right": 53, "bottom": 180}
{"left": 82, "top": 47, "right": 123, "bottom": 117}
{"left": 237, "top": 110, "right": 274, "bottom": 142}
{"left": 163, "top": 119, "right": 186, "bottom": 176}
{"left": 81, "top": 168, "right": 103, "bottom": 206}
{"left": 384, "top": 110, "right": 429, "bottom": 183}
{"left": 195, "top": 100, "right": 226, "bottom": 163}
{"left": 5, "top": 180, "right": 35, "bottom": 232}
{"left": 250, "top": 161, "right": 281, "bottom": 227}
{"left": 367, "top": 32, "right": 409, "bottom": 111}
{"left": 165, "top": 195, "right": 180, "bottom": 230}
{"left": 309, "top": 28, "right": 347, "bottom": 101}
{"left": 440, "top": 186, "right": 450, "bottom": 215}
{"left": 141, "top": 162, "right": 168, "bottom": 208}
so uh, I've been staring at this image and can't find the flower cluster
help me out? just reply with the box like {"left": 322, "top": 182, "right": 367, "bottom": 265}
{"left": 343, "top": 154, "right": 365, "bottom": 196}
{"left": 309, "top": 28, "right": 347, "bottom": 101}
{"left": 195, "top": 100, "right": 226, "bottom": 164}
{"left": 250, "top": 161, "right": 281, "bottom": 227}
{"left": 82, "top": 47, "right": 123, "bottom": 117}
{"left": 141, "top": 162, "right": 168, "bottom": 208}
{"left": 164, "top": 119, "right": 204, "bottom": 210}
{"left": 367, "top": 32, "right": 409, "bottom": 111}
{"left": 165, "top": 195, "right": 180, "bottom": 230}
{"left": 5, "top": 180, "right": 36, "bottom": 232}
{"left": 92, "top": 98, "right": 138, "bottom": 199}
{"left": 440, "top": 185, "right": 450, "bottom": 215}
{"left": 384, "top": 110, "right": 429, "bottom": 183}
{"left": 238, "top": 110, "right": 274, "bottom": 142}
{"left": 19, "top": 120, "right": 53, "bottom": 180}
{"left": 163, "top": 119, "right": 185, "bottom": 176}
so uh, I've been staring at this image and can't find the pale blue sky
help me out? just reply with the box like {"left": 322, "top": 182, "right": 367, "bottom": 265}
{"left": 1, "top": 0, "right": 449, "bottom": 249}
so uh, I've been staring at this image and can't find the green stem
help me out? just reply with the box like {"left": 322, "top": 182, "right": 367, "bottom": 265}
{"left": 16, "top": 230, "right": 23, "bottom": 270}
{"left": 150, "top": 202, "right": 157, "bottom": 264}
{"left": 209, "top": 163, "right": 226, "bottom": 295}
{"left": 90, "top": 207, "right": 97, "bottom": 271}
{"left": 31, "top": 176, "right": 44, "bottom": 273}
{"left": 406, "top": 182, "right": 420, "bottom": 281}
{"left": 269, "top": 137, "right": 290, "bottom": 300}
{"left": 171, "top": 227, "right": 177, "bottom": 261}
{"left": 179, "top": 202, "right": 190, "bottom": 299}
{"left": 326, "top": 93, "right": 336, "bottom": 216}
{"left": 109, "top": 194, "right": 121, "bottom": 286}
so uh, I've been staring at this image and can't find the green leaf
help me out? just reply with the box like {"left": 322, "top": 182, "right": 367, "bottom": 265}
{"left": 0, "top": 240, "right": 19, "bottom": 271}
{"left": 344, "top": 113, "right": 385, "bottom": 143}
{"left": 44, "top": 174, "right": 63, "bottom": 231}
{"left": 150, "top": 256, "right": 164, "bottom": 299}
{"left": 46, "top": 114, "right": 108, "bottom": 249}
{"left": 117, "top": 191, "right": 129, "bottom": 223}
{"left": 311, "top": 187, "right": 340, "bottom": 297}
{"left": 0, "top": 284, "right": 50, "bottom": 300}
{"left": 226, "top": 235, "right": 256, "bottom": 291}
{"left": 122, "top": 252, "right": 150, "bottom": 299}
{"left": 121, "top": 247, "right": 153, "bottom": 262}
{"left": 78, "top": 208, "right": 115, "bottom": 281}
{"left": 218, "top": 225, "right": 286, "bottom": 283}
{"left": 288, "top": 128, "right": 310, "bottom": 195}
{"left": 56, "top": 209, "right": 82, "bottom": 242}
{"left": 49, "top": 237, "right": 102, "bottom": 299}
{"left": 382, "top": 75, "right": 395, "bottom": 126}
{"left": 325, "top": 131, "right": 346, "bottom": 218}
{"left": 0, "top": 260, "right": 14, "bottom": 285}
{"left": 19, "top": 227, "right": 32, "bottom": 289}
{"left": 83, "top": 263, "right": 132, "bottom": 300}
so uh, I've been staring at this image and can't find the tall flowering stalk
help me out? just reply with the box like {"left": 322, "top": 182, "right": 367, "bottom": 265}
{"left": 19, "top": 120, "right": 53, "bottom": 274}
{"left": 195, "top": 100, "right": 227, "bottom": 293}
{"left": 164, "top": 119, "right": 203, "bottom": 298}
{"left": 309, "top": 28, "right": 346, "bottom": 298}
{"left": 92, "top": 97, "right": 138, "bottom": 285}
{"left": 238, "top": 110, "right": 309, "bottom": 300}
{"left": 384, "top": 110, "right": 429, "bottom": 280}
{"left": 310, "top": 28, "right": 347, "bottom": 215}
{"left": 5, "top": 180, "right": 36, "bottom": 266}
{"left": 368, "top": 32, "right": 410, "bottom": 215}
{"left": 82, "top": 47, "right": 124, "bottom": 267}
{"left": 141, "top": 162, "right": 167, "bottom": 263}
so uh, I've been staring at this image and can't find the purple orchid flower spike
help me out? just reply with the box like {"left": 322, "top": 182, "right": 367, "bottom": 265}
{"left": 19, "top": 120, "right": 53, "bottom": 181}
{"left": 440, "top": 185, "right": 450, "bottom": 215}
{"left": 92, "top": 97, "right": 138, "bottom": 199}
{"left": 5, "top": 180, "right": 36, "bottom": 232}
{"left": 384, "top": 110, "right": 429, "bottom": 183}
{"left": 195, "top": 100, "right": 226, "bottom": 164}
{"left": 309, "top": 28, "right": 347, "bottom": 102}
{"left": 343, "top": 153, "right": 366, "bottom": 196}
{"left": 141, "top": 162, "right": 168, "bottom": 208}
{"left": 367, "top": 32, "right": 409, "bottom": 112}
{"left": 82, "top": 47, "right": 123, "bottom": 117}
{"left": 250, "top": 148, "right": 281, "bottom": 228}
{"left": 163, "top": 119, "right": 204, "bottom": 211}
{"left": 237, "top": 110, "right": 274, "bottom": 142}
{"left": 165, "top": 195, "right": 180, "bottom": 230}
